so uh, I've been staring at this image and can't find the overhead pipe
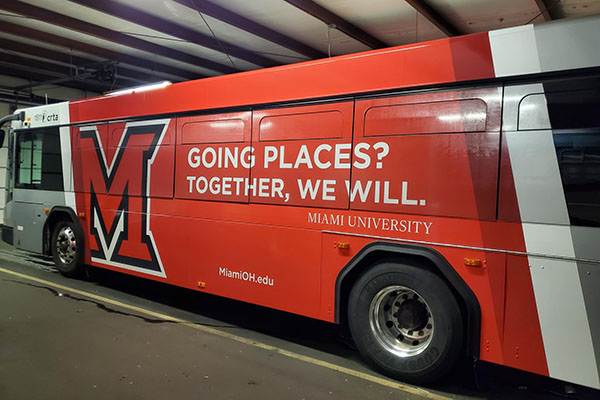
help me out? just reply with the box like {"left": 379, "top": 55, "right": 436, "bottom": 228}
{"left": 0, "top": 111, "right": 24, "bottom": 126}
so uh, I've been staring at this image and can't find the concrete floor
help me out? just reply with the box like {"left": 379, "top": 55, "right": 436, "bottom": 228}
{"left": 0, "top": 241, "right": 598, "bottom": 400}
{"left": 0, "top": 277, "right": 403, "bottom": 400}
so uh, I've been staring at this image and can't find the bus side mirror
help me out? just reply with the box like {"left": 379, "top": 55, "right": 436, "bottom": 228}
{"left": 0, "top": 129, "right": 5, "bottom": 148}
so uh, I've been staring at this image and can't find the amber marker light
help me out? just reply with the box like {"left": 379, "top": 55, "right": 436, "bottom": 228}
{"left": 78, "top": 212, "right": 86, "bottom": 218}
{"left": 197, "top": 281, "right": 206, "bottom": 289}
{"left": 464, "top": 258, "right": 482, "bottom": 267}
{"left": 336, "top": 242, "right": 350, "bottom": 250}
{"left": 43, "top": 208, "right": 50, "bottom": 214}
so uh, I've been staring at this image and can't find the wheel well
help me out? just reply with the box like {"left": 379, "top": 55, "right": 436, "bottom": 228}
{"left": 335, "top": 242, "right": 480, "bottom": 357}
{"left": 43, "top": 209, "right": 75, "bottom": 255}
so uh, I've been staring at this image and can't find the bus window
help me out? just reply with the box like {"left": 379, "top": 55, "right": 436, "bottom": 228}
{"left": 520, "top": 89, "right": 600, "bottom": 131}
{"left": 258, "top": 110, "right": 345, "bottom": 141}
{"left": 251, "top": 102, "right": 353, "bottom": 209}
{"left": 555, "top": 134, "right": 600, "bottom": 227}
{"left": 175, "top": 112, "right": 252, "bottom": 203}
{"left": 15, "top": 128, "right": 63, "bottom": 191}
{"left": 73, "top": 120, "right": 175, "bottom": 198}
{"left": 16, "top": 133, "right": 36, "bottom": 186}
{"left": 181, "top": 117, "right": 246, "bottom": 144}
{"left": 510, "top": 76, "right": 600, "bottom": 227}
{"left": 352, "top": 87, "right": 502, "bottom": 219}
{"left": 364, "top": 99, "right": 487, "bottom": 136}
{"left": 545, "top": 83, "right": 600, "bottom": 227}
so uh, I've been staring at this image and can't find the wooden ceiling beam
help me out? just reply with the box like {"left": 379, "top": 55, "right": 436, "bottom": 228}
{"left": 0, "top": 89, "right": 64, "bottom": 106}
{"left": 69, "top": 0, "right": 279, "bottom": 68}
{"left": 534, "top": 0, "right": 564, "bottom": 21}
{"left": 0, "top": 1, "right": 233, "bottom": 74}
{"left": 0, "top": 51, "right": 137, "bottom": 91}
{"left": 283, "top": 0, "right": 388, "bottom": 49}
{"left": 405, "top": 0, "right": 462, "bottom": 37}
{"left": 0, "top": 37, "right": 151, "bottom": 85}
{"left": 0, "top": 21, "right": 198, "bottom": 81}
{"left": 174, "top": 0, "right": 326, "bottom": 59}
{"left": 0, "top": 62, "right": 115, "bottom": 94}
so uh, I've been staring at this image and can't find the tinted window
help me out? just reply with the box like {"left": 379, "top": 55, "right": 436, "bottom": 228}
{"left": 520, "top": 76, "right": 600, "bottom": 131}
{"left": 554, "top": 132, "right": 600, "bottom": 227}
{"left": 364, "top": 99, "right": 487, "bottom": 136}
{"left": 543, "top": 75, "right": 600, "bottom": 227}
{"left": 546, "top": 89, "right": 600, "bottom": 130}
{"left": 16, "top": 128, "right": 63, "bottom": 191}
{"left": 182, "top": 118, "right": 246, "bottom": 144}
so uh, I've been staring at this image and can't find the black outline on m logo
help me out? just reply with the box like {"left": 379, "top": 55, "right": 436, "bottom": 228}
{"left": 79, "top": 120, "right": 169, "bottom": 277}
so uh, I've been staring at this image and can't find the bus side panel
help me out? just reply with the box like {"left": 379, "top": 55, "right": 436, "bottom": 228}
{"left": 320, "top": 232, "right": 548, "bottom": 376}
{"left": 502, "top": 254, "right": 549, "bottom": 376}
{"left": 323, "top": 85, "right": 549, "bottom": 376}
{"left": 499, "top": 78, "right": 600, "bottom": 389}
{"left": 149, "top": 200, "right": 323, "bottom": 318}
{"left": 71, "top": 119, "right": 177, "bottom": 281}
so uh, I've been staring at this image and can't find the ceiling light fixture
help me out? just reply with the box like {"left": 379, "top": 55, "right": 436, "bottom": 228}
{"left": 107, "top": 81, "right": 172, "bottom": 96}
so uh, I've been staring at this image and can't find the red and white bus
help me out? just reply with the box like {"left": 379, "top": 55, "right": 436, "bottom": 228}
{"left": 1, "top": 15, "right": 599, "bottom": 388}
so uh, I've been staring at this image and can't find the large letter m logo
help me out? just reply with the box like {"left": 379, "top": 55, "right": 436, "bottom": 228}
{"left": 77, "top": 119, "right": 171, "bottom": 278}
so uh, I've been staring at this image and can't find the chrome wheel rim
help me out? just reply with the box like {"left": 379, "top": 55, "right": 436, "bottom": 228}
{"left": 56, "top": 226, "right": 77, "bottom": 264}
{"left": 369, "top": 285, "right": 434, "bottom": 357}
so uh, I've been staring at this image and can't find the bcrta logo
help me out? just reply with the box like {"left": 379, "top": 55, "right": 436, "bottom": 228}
{"left": 79, "top": 119, "right": 169, "bottom": 277}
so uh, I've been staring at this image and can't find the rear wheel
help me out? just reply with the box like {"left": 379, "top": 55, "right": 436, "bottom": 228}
{"left": 51, "top": 220, "right": 84, "bottom": 277}
{"left": 348, "top": 262, "right": 463, "bottom": 384}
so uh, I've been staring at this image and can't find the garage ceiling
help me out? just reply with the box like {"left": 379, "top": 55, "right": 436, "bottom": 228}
{"left": 1, "top": 0, "right": 599, "bottom": 103}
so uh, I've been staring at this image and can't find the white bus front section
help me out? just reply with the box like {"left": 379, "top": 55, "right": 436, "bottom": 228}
{"left": 1, "top": 102, "right": 76, "bottom": 253}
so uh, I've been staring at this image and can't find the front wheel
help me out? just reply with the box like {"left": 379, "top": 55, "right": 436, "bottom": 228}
{"left": 51, "top": 220, "right": 84, "bottom": 277}
{"left": 348, "top": 263, "right": 463, "bottom": 384}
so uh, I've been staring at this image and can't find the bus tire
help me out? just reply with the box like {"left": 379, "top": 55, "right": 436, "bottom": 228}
{"left": 348, "top": 262, "right": 463, "bottom": 384}
{"left": 51, "top": 220, "right": 84, "bottom": 278}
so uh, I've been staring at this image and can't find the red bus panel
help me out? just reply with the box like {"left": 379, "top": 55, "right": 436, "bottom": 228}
{"left": 251, "top": 102, "right": 353, "bottom": 209}
{"left": 352, "top": 88, "right": 502, "bottom": 220}
{"left": 364, "top": 99, "right": 487, "bottom": 136}
{"left": 175, "top": 112, "right": 252, "bottom": 203}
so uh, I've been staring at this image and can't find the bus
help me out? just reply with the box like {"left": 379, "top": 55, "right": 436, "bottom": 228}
{"left": 1, "top": 15, "right": 599, "bottom": 389}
